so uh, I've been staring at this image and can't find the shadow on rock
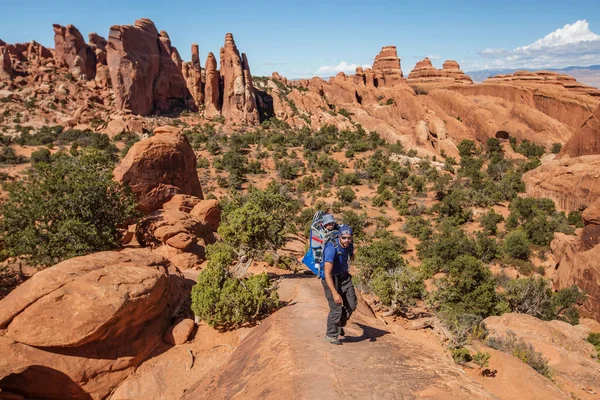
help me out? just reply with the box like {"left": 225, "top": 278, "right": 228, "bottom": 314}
{"left": 341, "top": 323, "right": 390, "bottom": 343}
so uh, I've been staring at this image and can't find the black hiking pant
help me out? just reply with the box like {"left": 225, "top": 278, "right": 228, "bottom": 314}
{"left": 322, "top": 272, "right": 358, "bottom": 337}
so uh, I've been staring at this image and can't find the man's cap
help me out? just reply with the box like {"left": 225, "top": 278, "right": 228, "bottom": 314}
{"left": 339, "top": 224, "right": 353, "bottom": 236}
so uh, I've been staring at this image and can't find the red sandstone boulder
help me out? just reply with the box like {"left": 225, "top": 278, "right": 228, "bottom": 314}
{"left": 113, "top": 127, "right": 203, "bottom": 213}
{"left": 0, "top": 248, "right": 186, "bottom": 400}
{"left": 53, "top": 24, "right": 96, "bottom": 80}
{"left": 190, "top": 199, "right": 221, "bottom": 232}
{"left": 219, "top": 33, "right": 259, "bottom": 124}
{"left": 163, "top": 194, "right": 204, "bottom": 213}
{"left": 135, "top": 209, "right": 211, "bottom": 249}
{"left": 162, "top": 318, "right": 195, "bottom": 345}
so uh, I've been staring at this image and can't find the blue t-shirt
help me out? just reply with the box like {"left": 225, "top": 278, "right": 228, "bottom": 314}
{"left": 323, "top": 239, "right": 354, "bottom": 276}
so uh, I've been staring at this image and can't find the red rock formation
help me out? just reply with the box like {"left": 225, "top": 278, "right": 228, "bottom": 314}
{"left": 0, "top": 46, "right": 12, "bottom": 80}
{"left": 182, "top": 43, "right": 204, "bottom": 107}
{"left": 204, "top": 51, "right": 221, "bottom": 118}
{"left": 522, "top": 155, "right": 600, "bottom": 212}
{"left": 153, "top": 30, "right": 188, "bottom": 113}
{"left": 371, "top": 46, "right": 404, "bottom": 86}
{"left": 107, "top": 18, "right": 161, "bottom": 115}
{"left": 486, "top": 70, "right": 600, "bottom": 97}
{"left": 88, "top": 32, "right": 107, "bottom": 65}
{"left": 113, "top": 126, "right": 203, "bottom": 213}
{"left": 53, "top": 24, "right": 96, "bottom": 80}
{"left": 0, "top": 248, "right": 186, "bottom": 400}
{"left": 407, "top": 58, "right": 473, "bottom": 89}
{"left": 219, "top": 33, "right": 259, "bottom": 124}
{"left": 560, "top": 104, "right": 600, "bottom": 158}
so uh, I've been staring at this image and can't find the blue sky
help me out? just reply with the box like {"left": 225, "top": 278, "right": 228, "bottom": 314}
{"left": 1, "top": 0, "right": 599, "bottom": 78}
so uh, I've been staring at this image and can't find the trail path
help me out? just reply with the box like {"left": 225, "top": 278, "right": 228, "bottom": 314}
{"left": 183, "top": 275, "right": 500, "bottom": 399}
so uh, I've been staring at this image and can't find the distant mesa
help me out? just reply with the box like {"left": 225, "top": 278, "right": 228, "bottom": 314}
{"left": 407, "top": 57, "right": 473, "bottom": 89}
{"left": 484, "top": 70, "right": 600, "bottom": 97}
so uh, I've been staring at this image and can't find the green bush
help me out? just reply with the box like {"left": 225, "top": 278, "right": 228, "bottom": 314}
{"left": 504, "top": 230, "right": 530, "bottom": 260}
{"left": 451, "top": 347, "right": 472, "bottom": 364}
{"left": 337, "top": 186, "right": 356, "bottom": 204}
{"left": 431, "top": 255, "right": 500, "bottom": 319}
{"left": 218, "top": 184, "right": 300, "bottom": 251}
{"left": 587, "top": 332, "right": 600, "bottom": 360}
{"left": 191, "top": 243, "right": 279, "bottom": 330}
{"left": 473, "top": 351, "right": 490, "bottom": 367}
{"left": 479, "top": 209, "right": 504, "bottom": 235}
{"left": 30, "top": 148, "right": 52, "bottom": 164}
{"left": 551, "top": 143, "right": 562, "bottom": 154}
{"left": 0, "top": 150, "right": 138, "bottom": 266}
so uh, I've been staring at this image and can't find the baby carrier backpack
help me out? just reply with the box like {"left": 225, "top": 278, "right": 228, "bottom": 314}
{"left": 302, "top": 211, "right": 339, "bottom": 279}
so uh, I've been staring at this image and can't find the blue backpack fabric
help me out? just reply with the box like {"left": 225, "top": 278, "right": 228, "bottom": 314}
{"left": 302, "top": 211, "right": 339, "bottom": 279}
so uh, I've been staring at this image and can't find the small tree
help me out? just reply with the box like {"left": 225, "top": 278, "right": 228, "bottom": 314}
{"left": 0, "top": 150, "right": 138, "bottom": 266}
{"left": 191, "top": 242, "right": 279, "bottom": 330}
{"left": 504, "top": 230, "right": 530, "bottom": 260}
{"left": 479, "top": 209, "right": 504, "bottom": 235}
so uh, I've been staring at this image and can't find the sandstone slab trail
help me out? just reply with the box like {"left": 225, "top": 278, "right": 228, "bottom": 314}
{"left": 183, "top": 275, "right": 498, "bottom": 400}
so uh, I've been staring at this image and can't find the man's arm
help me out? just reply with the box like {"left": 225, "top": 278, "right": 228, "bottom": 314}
{"left": 324, "top": 261, "right": 342, "bottom": 304}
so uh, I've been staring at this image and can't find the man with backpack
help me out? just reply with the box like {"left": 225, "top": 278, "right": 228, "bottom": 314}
{"left": 322, "top": 223, "right": 357, "bottom": 345}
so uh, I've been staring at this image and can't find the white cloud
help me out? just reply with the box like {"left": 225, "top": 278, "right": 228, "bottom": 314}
{"left": 316, "top": 61, "right": 372, "bottom": 75}
{"left": 427, "top": 55, "right": 441, "bottom": 60}
{"left": 517, "top": 20, "right": 600, "bottom": 51}
{"left": 479, "top": 48, "right": 507, "bottom": 57}
{"left": 467, "top": 20, "right": 600, "bottom": 70}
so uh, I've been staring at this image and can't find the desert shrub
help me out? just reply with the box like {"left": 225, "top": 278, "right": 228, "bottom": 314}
{"left": 30, "top": 148, "right": 52, "bottom": 164}
{"left": 276, "top": 159, "right": 300, "bottom": 180}
{"left": 479, "top": 209, "right": 504, "bottom": 235}
{"left": 340, "top": 210, "right": 367, "bottom": 239}
{"left": 473, "top": 351, "right": 490, "bottom": 367}
{"left": 486, "top": 137, "right": 504, "bottom": 158}
{"left": 551, "top": 143, "right": 562, "bottom": 154}
{"left": 0, "top": 146, "right": 27, "bottom": 165}
{"left": 417, "top": 220, "right": 477, "bottom": 264}
{"left": 191, "top": 243, "right": 279, "bottom": 330}
{"left": 451, "top": 347, "right": 472, "bottom": 364}
{"left": 503, "top": 230, "right": 530, "bottom": 260}
{"left": 404, "top": 216, "right": 432, "bottom": 241}
{"left": 297, "top": 175, "right": 318, "bottom": 192}
{"left": 513, "top": 140, "right": 545, "bottom": 158}
{"left": 337, "top": 186, "right": 356, "bottom": 204}
{"left": 355, "top": 236, "right": 422, "bottom": 312}
{"left": 337, "top": 172, "right": 361, "bottom": 186}
{"left": 431, "top": 255, "right": 501, "bottom": 320}
{"left": 485, "top": 331, "right": 552, "bottom": 378}
{"left": 218, "top": 183, "right": 300, "bottom": 251}
{"left": 458, "top": 140, "right": 478, "bottom": 158}
{"left": 567, "top": 211, "right": 584, "bottom": 228}
{"left": 0, "top": 150, "right": 138, "bottom": 266}
{"left": 587, "top": 333, "right": 600, "bottom": 360}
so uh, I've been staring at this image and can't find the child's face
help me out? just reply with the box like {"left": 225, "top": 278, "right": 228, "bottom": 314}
{"left": 325, "top": 222, "right": 335, "bottom": 231}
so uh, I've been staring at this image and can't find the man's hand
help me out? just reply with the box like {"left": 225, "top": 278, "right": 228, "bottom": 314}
{"left": 333, "top": 292, "right": 343, "bottom": 304}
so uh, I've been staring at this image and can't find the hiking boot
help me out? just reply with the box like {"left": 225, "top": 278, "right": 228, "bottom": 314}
{"left": 324, "top": 335, "right": 342, "bottom": 345}
{"left": 340, "top": 328, "right": 345, "bottom": 337}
